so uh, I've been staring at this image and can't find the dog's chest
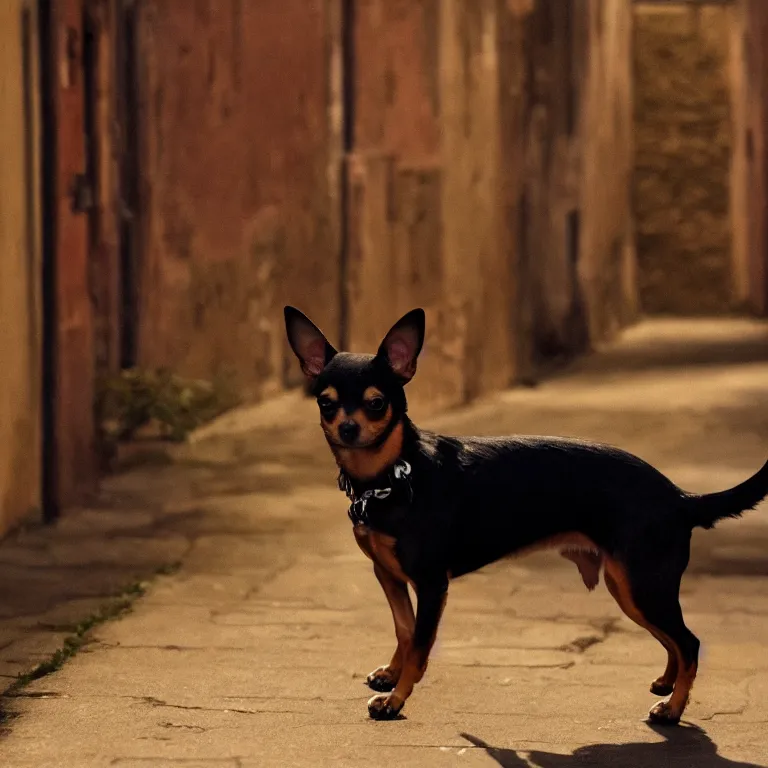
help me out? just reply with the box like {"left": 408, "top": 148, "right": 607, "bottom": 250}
{"left": 354, "top": 526, "right": 412, "bottom": 585}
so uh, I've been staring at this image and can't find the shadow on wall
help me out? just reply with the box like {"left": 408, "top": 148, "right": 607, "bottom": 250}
{"left": 462, "top": 723, "right": 763, "bottom": 768}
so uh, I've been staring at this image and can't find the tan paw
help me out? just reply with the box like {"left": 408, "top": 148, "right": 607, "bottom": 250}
{"left": 367, "top": 692, "right": 404, "bottom": 720}
{"left": 366, "top": 665, "right": 398, "bottom": 692}
{"left": 648, "top": 700, "right": 681, "bottom": 726}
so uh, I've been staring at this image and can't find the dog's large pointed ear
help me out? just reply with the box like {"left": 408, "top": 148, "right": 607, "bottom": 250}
{"left": 377, "top": 308, "right": 425, "bottom": 384}
{"left": 284, "top": 306, "right": 338, "bottom": 380}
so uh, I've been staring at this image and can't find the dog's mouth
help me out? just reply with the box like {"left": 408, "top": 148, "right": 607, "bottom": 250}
{"left": 324, "top": 433, "right": 381, "bottom": 450}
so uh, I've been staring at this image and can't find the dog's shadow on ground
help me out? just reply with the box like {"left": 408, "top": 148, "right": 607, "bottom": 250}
{"left": 461, "top": 723, "right": 766, "bottom": 768}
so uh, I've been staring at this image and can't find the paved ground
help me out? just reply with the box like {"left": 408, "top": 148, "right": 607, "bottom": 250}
{"left": 1, "top": 318, "right": 768, "bottom": 767}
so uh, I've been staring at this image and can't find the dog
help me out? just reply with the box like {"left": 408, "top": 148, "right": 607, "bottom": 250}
{"left": 284, "top": 306, "right": 768, "bottom": 723}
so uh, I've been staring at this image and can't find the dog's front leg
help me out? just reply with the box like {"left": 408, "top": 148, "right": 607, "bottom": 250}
{"left": 367, "top": 564, "right": 415, "bottom": 692}
{"left": 367, "top": 578, "right": 447, "bottom": 720}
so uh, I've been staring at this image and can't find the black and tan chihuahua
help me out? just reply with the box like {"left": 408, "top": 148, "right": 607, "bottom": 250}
{"left": 284, "top": 306, "right": 768, "bottom": 724}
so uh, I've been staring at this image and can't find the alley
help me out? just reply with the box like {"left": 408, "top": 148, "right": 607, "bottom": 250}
{"left": 1, "top": 318, "right": 768, "bottom": 767}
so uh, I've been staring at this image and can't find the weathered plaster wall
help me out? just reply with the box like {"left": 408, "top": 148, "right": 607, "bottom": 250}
{"left": 346, "top": 0, "right": 514, "bottom": 413}
{"left": 0, "top": 0, "right": 41, "bottom": 536}
{"left": 136, "top": 0, "right": 342, "bottom": 399}
{"left": 729, "top": 0, "right": 750, "bottom": 310}
{"left": 344, "top": 1, "right": 456, "bottom": 412}
{"left": 518, "top": 0, "right": 583, "bottom": 368}
{"left": 580, "top": 0, "right": 637, "bottom": 341}
{"left": 634, "top": 2, "right": 733, "bottom": 315}
{"left": 496, "top": 0, "right": 636, "bottom": 371}
{"left": 734, "top": 0, "right": 768, "bottom": 315}
{"left": 347, "top": 0, "right": 636, "bottom": 410}
{"left": 438, "top": 0, "right": 511, "bottom": 403}
{"left": 133, "top": 0, "right": 635, "bottom": 414}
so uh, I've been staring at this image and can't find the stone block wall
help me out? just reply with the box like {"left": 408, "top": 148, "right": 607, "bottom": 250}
{"left": 634, "top": 2, "right": 734, "bottom": 314}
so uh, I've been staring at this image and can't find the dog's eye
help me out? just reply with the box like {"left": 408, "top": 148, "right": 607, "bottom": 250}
{"left": 318, "top": 397, "right": 336, "bottom": 413}
{"left": 367, "top": 397, "right": 386, "bottom": 412}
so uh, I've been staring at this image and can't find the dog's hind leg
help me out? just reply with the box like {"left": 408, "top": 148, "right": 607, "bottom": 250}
{"left": 631, "top": 581, "right": 699, "bottom": 724}
{"left": 604, "top": 555, "right": 699, "bottom": 725}
{"left": 604, "top": 559, "right": 678, "bottom": 695}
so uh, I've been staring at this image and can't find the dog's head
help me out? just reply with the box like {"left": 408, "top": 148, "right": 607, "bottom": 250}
{"left": 284, "top": 307, "right": 424, "bottom": 453}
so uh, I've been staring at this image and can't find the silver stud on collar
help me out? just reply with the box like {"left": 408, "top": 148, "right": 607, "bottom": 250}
{"left": 393, "top": 460, "right": 411, "bottom": 480}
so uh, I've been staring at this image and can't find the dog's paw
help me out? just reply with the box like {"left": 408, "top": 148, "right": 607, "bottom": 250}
{"left": 367, "top": 693, "right": 404, "bottom": 721}
{"left": 650, "top": 678, "right": 675, "bottom": 697}
{"left": 648, "top": 700, "right": 681, "bottom": 726}
{"left": 366, "top": 666, "right": 398, "bottom": 692}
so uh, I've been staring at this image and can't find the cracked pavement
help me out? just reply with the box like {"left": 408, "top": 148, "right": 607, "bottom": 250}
{"left": 1, "top": 318, "right": 768, "bottom": 767}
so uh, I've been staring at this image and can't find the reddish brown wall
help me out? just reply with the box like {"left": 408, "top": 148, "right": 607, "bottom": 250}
{"left": 439, "top": 0, "right": 514, "bottom": 403}
{"left": 580, "top": 0, "right": 637, "bottom": 339}
{"left": 735, "top": 0, "right": 768, "bottom": 315}
{"left": 52, "top": 0, "right": 99, "bottom": 508}
{"left": 518, "top": 0, "right": 585, "bottom": 367}
{"left": 346, "top": 0, "right": 514, "bottom": 412}
{"left": 346, "top": 0, "right": 636, "bottom": 411}
{"left": 135, "top": 0, "right": 342, "bottom": 399}
{"left": 132, "top": 0, "right": 635, "bottom": 414}
{"left": 521, "top": 0, "right": 637, "bottom": 356}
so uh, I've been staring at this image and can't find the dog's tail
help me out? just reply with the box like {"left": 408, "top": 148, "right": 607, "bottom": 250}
{"left": 684, "top": 459, "right": 768, "bottom": 530}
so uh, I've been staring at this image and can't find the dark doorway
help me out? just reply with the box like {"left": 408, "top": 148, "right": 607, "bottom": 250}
{"left": 116, "top": 0, "right": 141, "bottom": 369}
{"left": 565, "top": 208, "right": 589, "bottom": 353}
{"left": 38, "top": 0, "right": 59, "bottom": 523}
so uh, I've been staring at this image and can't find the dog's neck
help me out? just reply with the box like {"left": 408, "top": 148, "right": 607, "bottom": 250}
{"left": 330, "top": 420, "right": 405, "bottom": 482}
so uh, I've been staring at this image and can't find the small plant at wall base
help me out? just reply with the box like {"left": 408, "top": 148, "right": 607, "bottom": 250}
{"left": 96, "top": 368, "right": 240, "bottom": 445}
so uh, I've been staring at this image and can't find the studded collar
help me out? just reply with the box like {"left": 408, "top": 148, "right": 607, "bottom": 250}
{"left": 338, "top": 459, "right": 414, "bottom": 527}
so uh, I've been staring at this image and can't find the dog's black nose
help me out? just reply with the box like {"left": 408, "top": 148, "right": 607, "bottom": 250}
{"left": 338, "top": 420, "right": 361, "bottom": 445}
